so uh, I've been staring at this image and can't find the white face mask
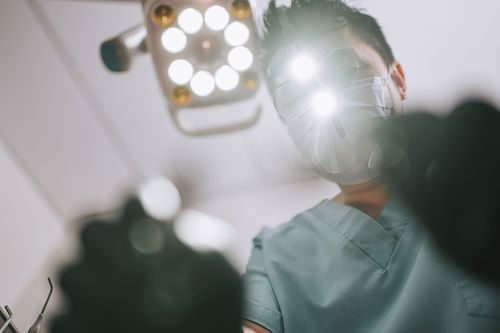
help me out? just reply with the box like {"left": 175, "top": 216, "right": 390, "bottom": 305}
{"left": 273, "top": 73, "right": 393, "bottom": 185}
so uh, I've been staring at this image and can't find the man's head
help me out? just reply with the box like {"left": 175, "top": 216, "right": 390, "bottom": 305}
{"left": 261, "top": 0, "right": 406, "bottom": 114}
{"left": 259, "top": 0, "right": 407, "bottom": 186}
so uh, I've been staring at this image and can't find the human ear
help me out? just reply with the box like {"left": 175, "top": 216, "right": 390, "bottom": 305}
{"left": 391, "top": 62, "right": 407, "bottom": 101}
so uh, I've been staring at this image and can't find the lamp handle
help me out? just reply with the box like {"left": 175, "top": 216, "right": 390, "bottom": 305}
{"left": 169, "top": 104, "right": 262, "bottom": 136}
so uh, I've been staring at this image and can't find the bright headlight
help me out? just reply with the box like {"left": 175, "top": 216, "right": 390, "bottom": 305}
{"left": 168, "top": 59, "right": 194, "bottom": 85}
{"left": 228, "top": 46, "right": 253, "bottom": 71}
{"left": 178, "top": 8, "right": 203, "bottom": 34}
{"left": 291, "top": 54, "right": 316, "bottom": 80}
{"left": 224, "top": 22, "right": 250, "bottom": 46}
{"left": 312, "top": 91, "right": 338, "bottom": 117}
{"left": 205, "top": 5, "right": 230, "bottom": 31}
{"left": 161, "top": 27, "right": 187, "bottom": 53}
{"left": 190, "top": 70, "right": 215, "bottom": 96}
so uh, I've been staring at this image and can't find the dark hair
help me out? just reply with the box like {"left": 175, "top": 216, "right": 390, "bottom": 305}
{"left": 261, "top": 0, "right": 395, "bottom": 70}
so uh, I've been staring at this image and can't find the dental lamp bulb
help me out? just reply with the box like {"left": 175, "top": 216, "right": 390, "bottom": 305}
{"left": 161, "top": 27, "right": 187, "bottom": 53}
{"left": 191, "top": 71, "right": 216, "bottom": 96}
{"left": 228, "top": 46, "right": 253, "bottom": 71}
{"left": 168, "top": 59, "right": 194, "bottom": 85}
{"left": 205, "top": 5, "right": 230, "bottom": 31}
{"left": 178, "top": 8, "right": 203, "bottom": 34}
{"left": 224, "top": 22, "right": 250, "bottom": 46}
{"left": 215, "top": 65, "right": 240, "bottom": 91}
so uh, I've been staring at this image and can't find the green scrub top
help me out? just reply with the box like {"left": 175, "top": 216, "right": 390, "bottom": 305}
{"left": 241, "top": 194, "right": 500, "bottom": 333}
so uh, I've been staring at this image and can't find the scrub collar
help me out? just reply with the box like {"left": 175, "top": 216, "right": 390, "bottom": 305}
{"left": 312, "top": 191, "right": 414, "bottom": 269}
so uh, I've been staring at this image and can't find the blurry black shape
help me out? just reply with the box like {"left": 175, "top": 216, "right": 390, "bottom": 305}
{"left": 376, "top": 100, "right": 500, "bottom": 284}
{"left": 51, "top": 198, "right": 242, "bottom": 333}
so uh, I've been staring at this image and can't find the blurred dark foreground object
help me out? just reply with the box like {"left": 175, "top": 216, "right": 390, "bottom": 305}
{"left": 376, "top": 99, "right": 500, "bottom": 284}
{"left": 51, "top": 198, "right": 242, "bottom": 333}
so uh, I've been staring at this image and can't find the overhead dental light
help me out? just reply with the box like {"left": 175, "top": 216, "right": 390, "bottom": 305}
{"left": 100, "top": 0, "right": 261, "bottom": 136}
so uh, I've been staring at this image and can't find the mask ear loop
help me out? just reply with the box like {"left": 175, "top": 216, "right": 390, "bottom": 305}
{"left": 366, "top": 65, "right": 398, "bottom": 171}
{"left": 384, "top": 66, "right": 395, "bottom": 86}
{"left": 276, "top": 9, "right": 348, "bottom": 137}
{"left": 384, "top": 65, "right": 397, "bottom": 116}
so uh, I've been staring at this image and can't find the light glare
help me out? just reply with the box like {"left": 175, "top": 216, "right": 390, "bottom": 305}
{"left": 138, "top": 177, "right": 181, "bottom": 221}
{"left": 168, "top": 59, "right": 194, "bottom": 85}
{"left": 205, "top": 5, "right": 230, "bottom": 31}
{"left": 178, "top": 8, "right": 203, "bottom": 34}
{"left": 161, "top": 28, "right": 187, "bottom": 53}
{"left": 174, "top": 209, "right": 236, "bottom": 253}
{"left": 215, "top": 65, "right": 240, "bottom": 91}
{"left": 224, "top": 22, "right": 250, "bottom": 46}
{"left": 228, "top": 46, "right": 253, "bottom": 71}
{"left": 312, "top": 91, "right": 338, "bottom": 117}
{"left": 292, "top": 54, "right": 316, "bottom": 80}
{"left": 190, "top": 71, "right": 215, "bottom": 96}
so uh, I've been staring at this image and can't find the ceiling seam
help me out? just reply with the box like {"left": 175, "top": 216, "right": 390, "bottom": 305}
{"left": 0, "top": 131, "right": 66, "bottom": 223}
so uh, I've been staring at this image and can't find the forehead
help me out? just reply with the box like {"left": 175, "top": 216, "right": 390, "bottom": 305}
{"left": 268, "top": 27, "right": 387, "bottom": 76}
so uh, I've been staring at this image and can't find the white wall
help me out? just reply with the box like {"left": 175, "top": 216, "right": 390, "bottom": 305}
{"left": 358, "top": 0, "right": 500, "bottom": 111}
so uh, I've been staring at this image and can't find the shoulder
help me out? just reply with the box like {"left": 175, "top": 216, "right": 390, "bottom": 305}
{"left": 253, "top": 200, "right": 330, "bottom": 242}
{"left": 242, "top": 200, "right": 337, "bottom": 333}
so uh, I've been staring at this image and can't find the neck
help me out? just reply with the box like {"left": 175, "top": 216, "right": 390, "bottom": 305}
{"left": 333, "top": 178, "right": 391, "bottom": 220}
